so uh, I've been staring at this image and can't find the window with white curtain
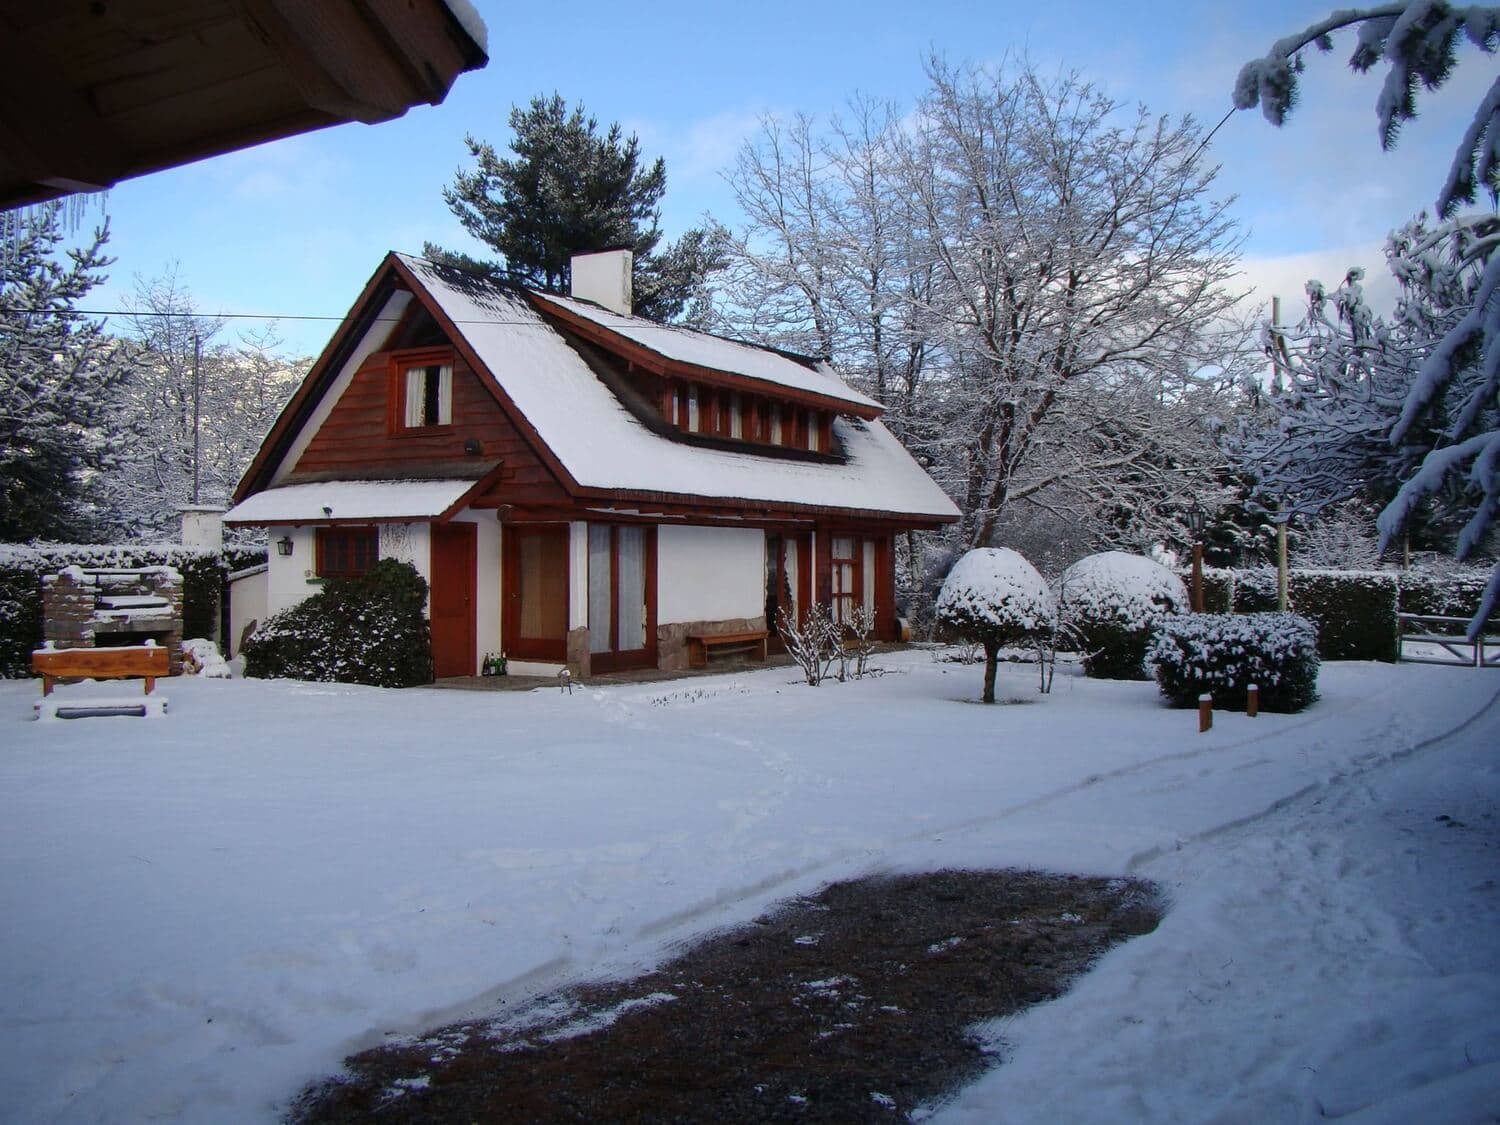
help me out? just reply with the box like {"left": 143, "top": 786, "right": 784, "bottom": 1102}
{"left": 402, "top": 362, "right": 452, "bottom": 428}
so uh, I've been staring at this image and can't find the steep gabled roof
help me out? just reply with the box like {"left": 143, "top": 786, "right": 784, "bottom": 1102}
{"left": 397, "top": 255, "right": 957, "bottom": 522}
{"left": 530, "top": 291, "right": 883, "bottom": 416}
{"left": 232, "top": 253, "right": 958, "bottom": 526}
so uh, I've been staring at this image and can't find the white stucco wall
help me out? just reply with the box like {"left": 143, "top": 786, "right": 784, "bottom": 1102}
{"left": 657, "top": 525, "right": 765, "bottom": 624}
{"left": 263, "top": 522, "right": 433, "bottom": 618}
{"left": 569, "top": 521, "right": 589, "bottom": 630}
{"left": 226, "top": 566, "right": 267, "bottom": 656}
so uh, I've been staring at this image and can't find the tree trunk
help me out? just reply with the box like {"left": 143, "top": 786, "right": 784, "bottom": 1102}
{"left": 982, "top": 641, "right": 999, "bottom": 704}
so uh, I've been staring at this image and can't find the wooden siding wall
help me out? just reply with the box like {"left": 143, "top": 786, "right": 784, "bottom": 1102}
{"left": 294, "top": 350, "right": 569, "bottom": 505}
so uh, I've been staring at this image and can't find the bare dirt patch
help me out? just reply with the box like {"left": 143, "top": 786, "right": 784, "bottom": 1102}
{"left": 290, "top": 869, "right": 1161, "bottom": 1123}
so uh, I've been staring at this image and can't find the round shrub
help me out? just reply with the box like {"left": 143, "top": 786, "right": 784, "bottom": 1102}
{"left": 243, "top": 559, "right": 433, "bottom": 687}
{"left": 1057, "top": 552, "right": 1188, "bottom": 680}
{"left": 1148, "top": 612, "right": 1320, "bottom": 713}
{"left": 936, "top": 547, "right": 1055, "bottom": 703}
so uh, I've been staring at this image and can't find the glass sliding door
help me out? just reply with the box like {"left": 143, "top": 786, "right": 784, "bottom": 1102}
{"left": 587, "top": 524, "right": 655, "bottom": 672}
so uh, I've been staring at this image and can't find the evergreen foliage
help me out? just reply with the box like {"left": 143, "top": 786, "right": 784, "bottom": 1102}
{"left": 1236, "top": 2, "right": 1500, "bottom": 637}
{"left": 1057, "top": 552, "right": 1189, "bottom": 680}
{"left": 427, "top": 93, "right": 725, "bottom": 322}
{"left": 0, "top": 205, "right": 132, "bottom": 541}
{"left": 242, "top": 560, "right": 433, "bottom": 687}
{"left": 1150, "top": 613, "right": 1321, "bottom": 713}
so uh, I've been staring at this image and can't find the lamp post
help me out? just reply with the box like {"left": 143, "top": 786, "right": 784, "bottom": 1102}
{"left": 1186, "top": 503, "right": 1206, "bottom": 613}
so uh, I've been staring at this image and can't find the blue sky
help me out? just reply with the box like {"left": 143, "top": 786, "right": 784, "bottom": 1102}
{"left": 79, "top": 0, "right": 1488, "bottom": 357}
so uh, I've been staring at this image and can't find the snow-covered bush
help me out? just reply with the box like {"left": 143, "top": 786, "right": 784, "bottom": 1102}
{"left": 242, "top": 560, "right": 432, "bottom": 688}
{"left": 1057, "top": 552, "right": 1188, "bottom": 680}
{"left": 1149, "top": 613, "right": 1319, "bottom": 713}
{"left": 935, "top": 548, "right": 1055, "bottom": 703}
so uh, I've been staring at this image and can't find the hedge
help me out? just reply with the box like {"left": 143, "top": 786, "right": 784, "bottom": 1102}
{"left": 0, "top": 542, "right": 265, "bottom": 677}
{"left": 1181, "top": 566, "right": 1493, "bottom": 662}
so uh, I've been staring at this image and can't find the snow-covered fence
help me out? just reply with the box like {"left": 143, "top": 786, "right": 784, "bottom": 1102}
{"left": 1397, "top": 614, "right": 1500, "bottom": 669}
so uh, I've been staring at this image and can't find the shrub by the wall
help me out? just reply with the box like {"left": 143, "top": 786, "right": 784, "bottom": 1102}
{"left": 0, "top": 543, "right": 265, "bottom": 677}
{"left": 1057, "top": 552, "right": 1188, "bottom": 680}
{"left": 1149, "top": 612, "right": 1320, "bottom": 713}
{"left": 242, "top": 559, "right": 432, "bottom": 687}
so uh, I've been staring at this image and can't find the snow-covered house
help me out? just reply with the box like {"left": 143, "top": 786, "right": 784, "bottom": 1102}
{"left": 224, "top": 250, "right": 958, "bottom": 677}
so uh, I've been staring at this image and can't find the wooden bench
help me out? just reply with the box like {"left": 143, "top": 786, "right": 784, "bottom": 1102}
{"left": 686, "top": 630, "right": 769, "bottom": 668}
{"left": 32, "top": 643, "right": 170, "bottom": 696}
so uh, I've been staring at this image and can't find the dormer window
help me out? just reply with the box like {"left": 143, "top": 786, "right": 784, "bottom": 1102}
{"left": 392, "top": 348, "right": 453, "bottom": 431}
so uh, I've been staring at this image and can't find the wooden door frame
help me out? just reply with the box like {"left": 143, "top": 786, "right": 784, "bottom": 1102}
{"left": 430, "top": 522, "right": 477, "bottom": 677}
{"left": 502, "top": 523, "right": 570, "bottom": 661}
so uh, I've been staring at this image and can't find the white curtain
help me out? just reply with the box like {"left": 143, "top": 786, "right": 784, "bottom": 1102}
{"left": 436, "top": 365, "right": 452, "bottom": 425}
{"left": 404, "top": 368, "right": 424, "bottom": 427}
{"left": 588, "top": 525, "right": 612, "bottom": 653}
{"left": 617, "top": 526, "right": 645, "bottom": 651}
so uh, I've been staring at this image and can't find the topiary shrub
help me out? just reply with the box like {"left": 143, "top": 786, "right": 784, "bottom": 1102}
{"left": 1057, "top": 552, "right": 1188, "bottom": 680}
{"left": 1149, "top": 612, "right": 1320, "bottom": 713}
{"left": 935, "top": 548, "right": 1055, "bottom": 703}
{"left": 242, "top": 559, "right": 433, "bottom": 687}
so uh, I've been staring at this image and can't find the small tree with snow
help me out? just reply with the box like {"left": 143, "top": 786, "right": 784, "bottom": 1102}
{"left": 1056, "top": 551, "right": 1190, "bottom": 680}
{"left": 935, "top": 548, "right": 1055, "bottom": 703}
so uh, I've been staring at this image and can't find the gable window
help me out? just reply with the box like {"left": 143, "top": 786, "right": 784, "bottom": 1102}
{"left": 769, "top": 404, "right": 783, "bottom": 445}
{"left": 806, "top": 409, "right": 821, "bottom": 452}
{"left": 402, "top": 361, "right": 452, "bottom": 427}
{"left": 729, "top": 393, "right": 743, "bottom": 439}
{"left": 316, "top": 527, "right": 378, "bottom": 578}
{"left": 687, "top": 385, "right": 701, "bottom": 432}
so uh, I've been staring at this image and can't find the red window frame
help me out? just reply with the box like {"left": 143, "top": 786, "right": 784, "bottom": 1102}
{"left": 388, "top": 346, "right": 455, "bottom": 434}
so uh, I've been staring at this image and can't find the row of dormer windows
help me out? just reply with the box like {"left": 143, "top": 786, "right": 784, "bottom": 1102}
{"left": 661, "top": 380, "right": 833, "bottom": 454}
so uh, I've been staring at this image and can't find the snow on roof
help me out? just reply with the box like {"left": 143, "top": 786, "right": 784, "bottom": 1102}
{"left": 440, "top": 0, "right": 488, "bottom": 52}
{"left": 223, "top": 479, "right": 479, "bottom": 525}
{"left": 530, "top": 290, "right": 883, "bottom": 412}
{"left": 397, "top": 256, "right": 958, "bottom": 521}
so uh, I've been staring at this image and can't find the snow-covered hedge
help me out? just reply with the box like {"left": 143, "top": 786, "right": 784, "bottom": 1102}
{"left": 0, "top": 542, "right": 265, "bottom": 677}
{"left": 936, "top": 548, "right": 1055, "bottom": 703}
{"left": 1149, "top": 613, "right": 1320, "bottom": 713}
{"left": 1057, "top": 552, "right": 1188, "bottom": 680}
{"left": 242, "top": 559, "right": 432, "bottom": 688}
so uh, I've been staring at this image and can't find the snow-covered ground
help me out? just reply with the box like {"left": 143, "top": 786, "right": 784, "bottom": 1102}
{"left": 1, "top": 652, "right": 1496, "bottom": 1123}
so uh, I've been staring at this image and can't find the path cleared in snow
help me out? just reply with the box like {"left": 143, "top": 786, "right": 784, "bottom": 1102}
{"left": 1, "top": 653, "right": 1496, "bottom": 1123}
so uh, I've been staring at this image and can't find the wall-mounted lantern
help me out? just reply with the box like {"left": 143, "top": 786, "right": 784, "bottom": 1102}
{"left": 276, "top": 536, "right": 294, "bottom": 557}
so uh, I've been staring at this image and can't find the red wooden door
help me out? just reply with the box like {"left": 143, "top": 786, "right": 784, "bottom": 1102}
{"left": 430, "top": 522, "right": 476, "bottom": 677}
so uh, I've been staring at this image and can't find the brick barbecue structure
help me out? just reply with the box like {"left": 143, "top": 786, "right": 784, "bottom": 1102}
{"left": 41, "top": 566, "right": 184, "bottom": 676}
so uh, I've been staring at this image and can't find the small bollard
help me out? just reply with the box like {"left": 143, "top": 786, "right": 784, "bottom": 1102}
{"left": 557, "top": 668, "right": 573, "bottom": 694}
{"left": 1247, "top": 683, "right": 1259, "bottom": 718}
{"left": 1199, "top": 692, "right": 1213, "bottom": 733}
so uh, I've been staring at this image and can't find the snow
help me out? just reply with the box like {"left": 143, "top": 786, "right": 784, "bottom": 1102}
{"left": 396, "top": 255, "right": 957, "bottom": 521}
{"left": 223, "top": 478, "right": 483, "bottom": 525}
{"left": 1057, "top": 551, "right": 1188, "bottom": 632}
{"left": 438, "top": 0, "right": 488, "bottom": 53}
{"left": 935, "top": 548, "right": 1055, "bottom": 633}
{"left": 1, "top": 655, "right": 1497, "bottom": 1123}
{"left": 531, "top": 290, "right": 882, "bottom": 411}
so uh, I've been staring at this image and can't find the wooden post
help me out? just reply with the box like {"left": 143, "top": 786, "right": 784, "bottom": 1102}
{"left": 1192, "top": 542, "right": 1204, "bottom": 613}
{"left": 1199, "top": 693, "right": 1213, "bottom": 733}
{"left": 1247, "top": 683, "right": 1259, "bottom": 718}
{"left": 1277, "top": 520, "right": 1289, "bottom": 611}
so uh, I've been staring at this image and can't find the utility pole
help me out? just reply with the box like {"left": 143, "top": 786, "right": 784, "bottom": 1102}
{"left": 191, "top": 334, "right": 201, "bottom": 505}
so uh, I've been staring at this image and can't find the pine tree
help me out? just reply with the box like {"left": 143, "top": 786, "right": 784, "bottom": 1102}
{"left": 426, "top": 94, "right": 724, "bottom": 322}
{"left": 0, "top": 205, "right": 132, "bottom": 541}
{"left": 1237, "top": 2, "right": 1500, "bottom": 631}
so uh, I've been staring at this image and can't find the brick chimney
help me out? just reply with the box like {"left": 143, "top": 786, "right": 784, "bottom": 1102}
{"left": 570, "top": 248, "right": 633, "bottom": 315}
